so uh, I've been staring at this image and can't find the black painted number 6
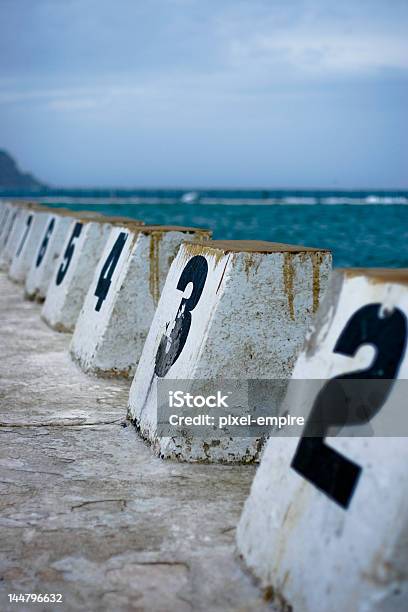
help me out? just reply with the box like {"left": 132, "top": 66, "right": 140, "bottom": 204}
{"left": 36, "top": 218, "right": 55, "bottom": 267}
{"left": 154, "top": 255, "right": 208, "bottom": 377}
{"left": 292, "top": 303, "right": 407, "bottom": 509}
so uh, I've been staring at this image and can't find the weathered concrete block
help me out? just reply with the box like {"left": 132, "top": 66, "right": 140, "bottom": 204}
{"left": 40, "top": 219, "right": 115, "bottom": 332}
{"left": 236, "top": 268, "right": 408, "bottom": 612}
{"left": 0, "top": 202, "right": 55, "bottom": 270}
{"left": 70, "top": 225, "right": 211, "bottom": 377}
{"left": 128, "top": 240, "right": 332, "bottom": 462}
{"left": 0, "top": 204, "right": 25, "bottom": 269}
{"left": 41, "top": 217, "right": 143, "bottom": 333}
{"left": 25, "top": 212, "right": 76, "bottom": 300}
{"left": 0, "top": 200, "right": 9, "bottom": 228}
{"left": 8, "top": 209, "right": 50, "bottom": 283}
{"left": 0, "top": 202, "right": 12, "bottom": 244}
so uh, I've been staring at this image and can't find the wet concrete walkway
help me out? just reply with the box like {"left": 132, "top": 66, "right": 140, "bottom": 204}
{"left": 0, "top": 274, "right": 271, "bottom": 611}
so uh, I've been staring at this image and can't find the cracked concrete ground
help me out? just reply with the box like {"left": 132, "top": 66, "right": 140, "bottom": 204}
{"left": 0, "top": 273, "right": 272, "bottom": 612}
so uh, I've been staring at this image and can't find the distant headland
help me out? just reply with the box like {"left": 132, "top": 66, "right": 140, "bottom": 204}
{"left": 0, "top": 150, "right": 46, "bottom": 189}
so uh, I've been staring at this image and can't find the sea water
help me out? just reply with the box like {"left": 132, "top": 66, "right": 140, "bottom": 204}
{"left": 1, "top": 189, "right": 407, "bottom": 267}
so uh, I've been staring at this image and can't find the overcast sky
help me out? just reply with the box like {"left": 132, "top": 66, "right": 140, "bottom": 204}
{"left": 0, "top": 0, "right": 407, "bottom": 188}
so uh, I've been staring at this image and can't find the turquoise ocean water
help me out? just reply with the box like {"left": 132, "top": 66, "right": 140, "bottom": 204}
{"left": 1, "top": 189, "right": 407, "bottom": 268}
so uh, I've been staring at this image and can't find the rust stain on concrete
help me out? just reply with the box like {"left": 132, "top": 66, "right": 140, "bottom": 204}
{"left": 283, "top": 253, "right": 295, "bottom": 321}
{"left": 311, "top": 252, "right": 325, "bottom": 314}
{"left": 149, "top": 231, "right": 163, "bottom": 305}
{"left": 243, "top": 253, "right": 261, "bottom": 280}
{"left": 181, "top": 242, "right": 227, "bottom": 267}
{"left": 149, "top": 230, "right": 211, "bottom": 303}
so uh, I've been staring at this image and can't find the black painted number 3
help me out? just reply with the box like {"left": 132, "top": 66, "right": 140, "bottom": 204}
{"left": 292, "top": 303, "right": 407, "bottom": 509}
{"left": 56, "top": 222, "right": 83, "bottom": 286}
{"left": 94, "top": 232, "right": 127, "bottom": 312}
{"left": 36, "top": 218, "right": 55, "bottom": 267}
{"left": 154, "top": 255, "right": 208, "bottom": 377}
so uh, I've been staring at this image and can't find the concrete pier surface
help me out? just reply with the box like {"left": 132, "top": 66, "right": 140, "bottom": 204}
{"left": 0, "top": 274, "right": 270, "bottom": 611}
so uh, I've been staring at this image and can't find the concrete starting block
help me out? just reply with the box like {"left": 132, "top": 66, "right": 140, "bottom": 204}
{"left": 8, "top": 208, "right": 52, "bottom": 283}
{"left": 25, "top": 210, "right": 85, "bottom": 301}
{"left": 128, "top": 240, "right": 332, "bottom": 462}
{"left": 0, "top": 203, "right": 26, "bottom": 270}
{"left": 0, "top": 201, "right": 69, "bottom": 270}
{"left": 0, "top": 202, "right": 12, "bottom": 244}
{"left": 41, "top": 216, "right": 143, "bottom": 333}
{"left": 70, "top": 225, "right": 211, "bottom": 377}
{"left": 236, "top": 268, "right": 408, "bottom": 612}
{"left": 0, "top": 201, "right": 9, "bottom": 230}
{"left": 0, "top": 202, "right": 54, "bottom": 271}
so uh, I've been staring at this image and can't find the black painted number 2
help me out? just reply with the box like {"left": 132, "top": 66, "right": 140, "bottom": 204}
{"left": 94, "top": 232, "right": 127, "bottom": 312}
{"left": 291, "top": 303, "right": 407, "bottom": 509}
{"left": 155, "top": 255, "right": 208, "bottom": 378}
{"left": 36, "top": 218, "right": 55, "bottom": 267}
{"left": 56, "top": 222, "right": 83, "bottom": 286}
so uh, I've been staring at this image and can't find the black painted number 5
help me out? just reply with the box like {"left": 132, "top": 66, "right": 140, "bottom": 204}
{"left": 56, "top": 222, "right": 83, "bottom": 286}
{"left": 154, "top": 255, "right": 208, "bottom": 377}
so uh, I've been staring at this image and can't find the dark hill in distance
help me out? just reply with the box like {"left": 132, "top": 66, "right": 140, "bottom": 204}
{"left": 0, "top": 150, "right": 46, "bottom": 189}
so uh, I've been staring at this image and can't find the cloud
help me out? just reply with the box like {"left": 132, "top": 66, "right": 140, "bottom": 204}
{"left": 1, "top": 0, "right": 407, "bottom": 84}
{"left": 0, "top": 0, "right": 407, "bottom": 187}
{"left": 215, "top": 1, "right": 408, "bottom": 78}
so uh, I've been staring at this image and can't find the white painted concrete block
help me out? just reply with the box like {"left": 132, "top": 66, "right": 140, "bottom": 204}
{"left": 0, "top": 204, "right": 29, "bottom": 271}
{"left": 41, "top": 217, "right": 143, "bottom": 333}
{"left": 41, "top": 219, "right": 115, "bottom": 332}
{"left": 236, "top": 268, "right": 408, "bottom": 612}
{"left": 8, "top": 210, "right": 50, "bottom": 283}
{"left": 128, "top": 240, "right": 332, "bottom": 462}
{"left": 0, "top": 202, "right": 13, "bottom": 245}
{"left": 25, "top": 213, "right": 75, "bottom": 300}
{"left": 0, "top": 201, "right": 8, "bottom": 229}
{"left": 0, "top": 202, "right": 54, "bottom": 270}
{"left": 70, "top": 225, "right": 211, "bottom": 377}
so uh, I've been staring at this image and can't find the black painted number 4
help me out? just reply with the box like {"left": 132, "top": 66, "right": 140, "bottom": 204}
{"left": 94, "top": 232, "right": 127, "bottom": 311}
{"left": 291, "top": 303, "right": 407, "bottom": 509}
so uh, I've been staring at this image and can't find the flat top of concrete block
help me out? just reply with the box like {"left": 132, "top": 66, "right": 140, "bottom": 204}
{"left": 10, "top": 200, "right": 38, "bottom": 207}
{"left": 33, "top": 210, "right": 144, "bottom": 225}
{"left": 340, "top": 267, "right": 408, "bottom": 285}
{"left": 8, "top": 203, "right": 143, "bottom": 225}
{"left": 53, "top": 209, "right": 104, "bottom": 219}
{"left": 183, "top": 239, "right": 330, "bottom": 254}
{"left": 114, "top": 223, "right": 211, "bottom": 234}
{"left": 10, "top": 200, "right": 58, "bottom": 214}
{"left": 89, "top": 214, "right": 144, "bottom": 225}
